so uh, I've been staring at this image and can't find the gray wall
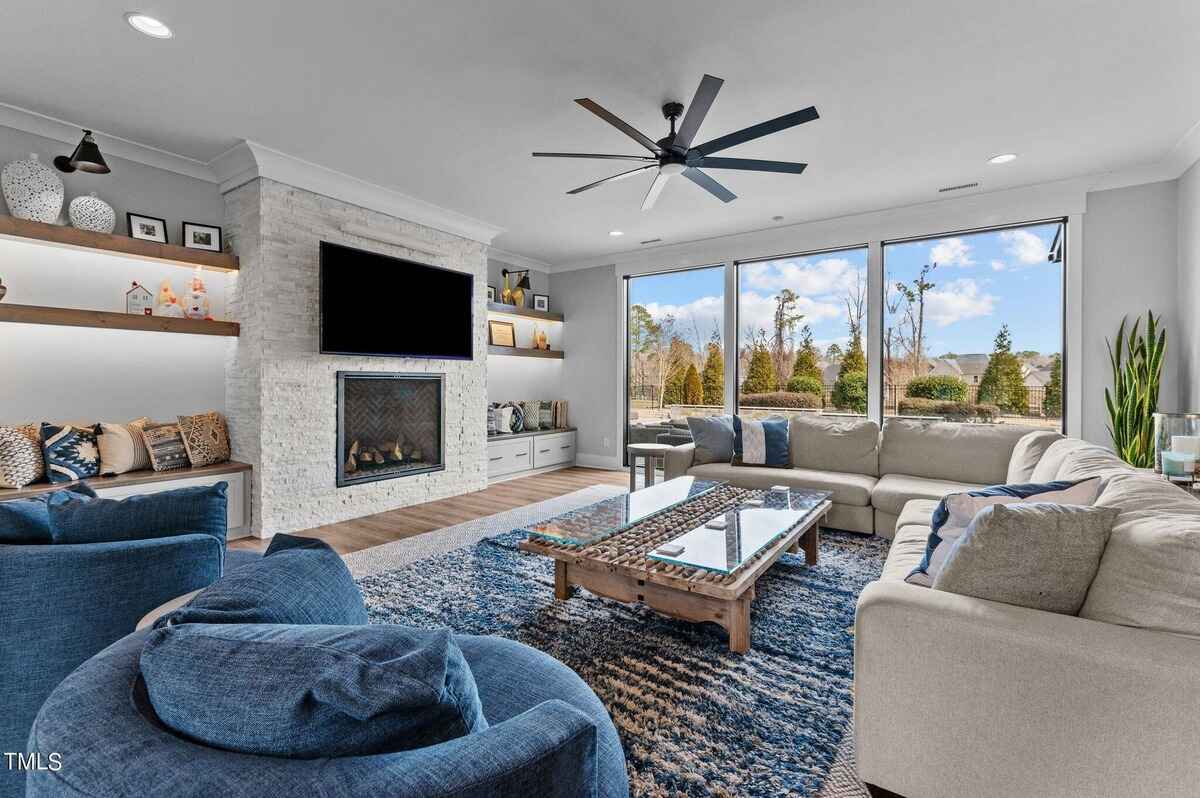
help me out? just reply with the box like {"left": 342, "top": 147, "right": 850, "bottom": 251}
{"left": 1178, "top": 161, "right": 1200, "bottom": 411}
{"left": 1081, "top": 180, "right": 1180, "bottom": 445}
{"left": 550, "top": 264, "right": 621, "bottom": 465}
{"left": 486, "top": 257, "right": 549, "bottom": 308}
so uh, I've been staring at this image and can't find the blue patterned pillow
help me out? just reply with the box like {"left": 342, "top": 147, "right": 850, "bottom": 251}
{"left": 40, "top": 423, "right": 101, "bottom": 483}
{"left": 732, "top": 416, "right": 790, "bottom": 468}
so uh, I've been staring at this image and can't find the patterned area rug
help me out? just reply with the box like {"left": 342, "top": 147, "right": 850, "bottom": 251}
{"left": 355, "top": 491, "right": 888, "bottom": 798}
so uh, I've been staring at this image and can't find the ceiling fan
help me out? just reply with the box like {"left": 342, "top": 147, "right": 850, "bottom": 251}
{"left": 534, "top": 74, "right": 818, "bottom": 210}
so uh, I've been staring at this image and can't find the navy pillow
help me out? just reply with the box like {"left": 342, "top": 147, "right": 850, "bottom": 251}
{"left": 47, "top": 482, "right": 228, "bottom": 546}
{"left": 156, "top": 533, "right": 368, "bottom": 627}
{"left": 140, "top": 623, "right": 488, "bottom": 758}
{"left": 0, "top": 482, "right": 97, "bottom": 543}
{"left": 732, "top": 415, "right": 790, "bottom": 468}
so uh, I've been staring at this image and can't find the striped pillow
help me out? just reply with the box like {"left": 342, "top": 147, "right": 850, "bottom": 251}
{"left": 141, "top": 423, "right": 190, "bottom": 473}
{"left": 97, "top": 417, "right": 151, "bottom": 475}
{"left": 731, "top": 416, "right": 790, "bottom": 468}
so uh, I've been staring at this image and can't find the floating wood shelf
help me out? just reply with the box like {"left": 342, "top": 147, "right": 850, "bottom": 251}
{"left": 0, "top": 215, "right": 240, "bottom": 272}
{"left": 0, "top": 303, "right": 240, "bottom": 337}
{"left": 488, "top": 345, "right": 564, "bottom": 359}
{"left": 0, "top": 461, "right": 252, "bottom": 502}
{"left": 487, "top": 302, "right": 564, "bottom": 323}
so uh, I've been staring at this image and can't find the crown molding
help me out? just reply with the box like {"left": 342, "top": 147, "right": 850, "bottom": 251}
{"left": 210, "top": 140, "right": 504, "bottom": 245}
{"left": 485, "top": 246, "right": 552, "bottom": 273}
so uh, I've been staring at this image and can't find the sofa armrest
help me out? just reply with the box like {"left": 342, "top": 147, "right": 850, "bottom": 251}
{"left": 663, "top": 443, "right": 696, "bottom": 481}
{"left": 854, "top": 580, "right": 1200, "bottom": 798}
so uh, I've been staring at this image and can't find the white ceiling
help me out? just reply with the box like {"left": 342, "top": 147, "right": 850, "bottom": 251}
{"left": 3, "top": 1, "right": 1198, "bottom": 265}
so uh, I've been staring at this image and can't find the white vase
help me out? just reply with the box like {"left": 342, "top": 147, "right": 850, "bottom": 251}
{"left": 1, "top": 153, "right": 64, "bottom": 223}
{"left": 69, "top": 192, "right": 116, "bottom": 233}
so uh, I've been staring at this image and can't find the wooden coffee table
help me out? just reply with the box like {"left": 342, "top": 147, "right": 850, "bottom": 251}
{"left": 519, "top": 478, "right": 831, "bottom": 653}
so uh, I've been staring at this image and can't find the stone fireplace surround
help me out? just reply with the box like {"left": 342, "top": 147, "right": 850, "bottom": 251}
{"left": 223, "top": 177, "right": 488, "bottom": 537}
{"left": 337, "top": 371, "right": 445, "bottom": 487}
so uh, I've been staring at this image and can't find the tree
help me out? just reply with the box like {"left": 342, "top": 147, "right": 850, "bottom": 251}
{"left": 771, "top": 289, "right": 804, "bottom": 387}
{"left": 741, "top": 343, "right": 778, "bottom": 394}
{"left": 790, "top": 325, "right": 823, "bottom": 384}
{"left": 832, "top": 322, "right": 868, "bottom": 414}
{"left": 683, "top": 364, "right": 703, "bottom": 405}
{"left": 895, "top": 263, "right": 936, "bottom": 377}
{"left": 978, "top": 324, "right": 1029, "bottom": 414}
{"left": 1043, "top": 353, "right": 1063, "bottom": 418}
{"left": 661, "top": 336, "right": 695, "bottom": 406}
{"left": 839, "top": 328, "right": 867, "bottom": 377}
{"left": 825, "top": 342, "right": 843, "bottom": 364}
{"left": 701, "top": 339, "right": 724, "bottom": 406}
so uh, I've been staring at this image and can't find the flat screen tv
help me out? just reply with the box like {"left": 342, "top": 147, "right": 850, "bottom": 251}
{"left": 320, "top": 241, "right": 474, "bottom": 359}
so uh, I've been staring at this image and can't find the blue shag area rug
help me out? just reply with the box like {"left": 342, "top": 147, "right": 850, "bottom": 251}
{"left": 357, "top": 528, "right": 888, "bottom": 797}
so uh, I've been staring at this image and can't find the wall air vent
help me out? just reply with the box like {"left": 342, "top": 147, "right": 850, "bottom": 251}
{"left": 938, "top": 182, "right": 980, "bottom": 193}
{"left": 639, "top": 238, "right": 663, "bottom": 245}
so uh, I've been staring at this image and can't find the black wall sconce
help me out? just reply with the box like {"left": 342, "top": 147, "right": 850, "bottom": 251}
{"left": 54, "top": 129, "right": 110, "bottom": 174}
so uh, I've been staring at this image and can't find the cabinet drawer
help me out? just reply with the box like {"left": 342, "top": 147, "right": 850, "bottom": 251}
{"left": 533, "top": 431, "right": 576, "bottom": 468}
{"left": 487, "top": 438, "right": 532, "bottom": 477}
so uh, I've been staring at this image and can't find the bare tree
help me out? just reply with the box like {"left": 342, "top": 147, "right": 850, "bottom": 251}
{"left": 771, "top": 289, "right": 804, "bottom": 387}
{"left": 895, "top": 263, "right": 936, "bottom": 378}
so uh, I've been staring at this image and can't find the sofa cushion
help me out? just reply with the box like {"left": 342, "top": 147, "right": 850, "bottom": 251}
{"left": 0, "top": 482, "right": 96, "bottom": 543}
{"left": 879, "top": 419, "right": 1031, "bottom": 484}
{"left": 47, "top": 482, "right": 228, "bottom": 546}
{"left": 1007, "top": 430, "right": 1065, "bottom": 483}
{"left": 1029, "top": 437, "right": 1093, "bottom": 482}
{"left": 1054, "top": 444, "right": 1133, "bottom": 481}
{"left": 733, "top": 416, "right": 790, "bottom": 467}
{"left": 156, "top": 534, "right": 368, "bottom": 627}
{"left": 933, "top": 503, "right": 1118, "bottom": 614}
{"left": 141, "top": 623, "right": 487, "bottom": 758}
{"left": 880, "top": 523, "right": 932, "bottom": 582}
{"left": 789, "top": 415, "right": 879, "bottom": 476}
{"left": 870, "top": 473, "right": 984, "bottom": 517}
{"left": 688, "top": 462, "right": 876, "bottom": 506}
{"left": 896, "top": 499, "right": 941, "bottom": 531}
{"left": 686, "top": 415, "right": 735, "bottom": 466}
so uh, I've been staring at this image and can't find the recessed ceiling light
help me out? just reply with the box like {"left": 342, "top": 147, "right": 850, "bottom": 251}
{"left": 125, "top": 12, "right": 173, "bottom": 39}
{"left": 772, "top": 215, "right": 785, "bottom": 222}
{"left": 988, "top": 153, "right": 1017, "bottom": 165}
{"left": 609, "top": 230, "right": 624, "bottom": 237}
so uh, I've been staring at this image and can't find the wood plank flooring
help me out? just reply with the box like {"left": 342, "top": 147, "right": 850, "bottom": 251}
{"left": 229, "top": 466, "right": 627, "bottom": 555}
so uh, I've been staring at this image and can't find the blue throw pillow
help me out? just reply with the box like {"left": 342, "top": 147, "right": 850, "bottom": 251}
{"left": 46, "top": 482, "right": 228, "bottom": 546}
{"left": 140, "top": 623, "right": 488, "bottom": 758}
{"left": 732, "top": 415, "right": 790, "bottom": 468}
{"left": 0, "top": 482, "right": 96, "bottom": 543}
{"left": 156, "top": 533, "right": 368, "bottom": 627}
{"left": 40, "top": 422, "right": 102, "bottom": 483}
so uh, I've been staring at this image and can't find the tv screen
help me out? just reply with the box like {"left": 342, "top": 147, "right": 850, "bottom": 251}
{"left": 320, "top": 241, "right": 474, "bottom": 359}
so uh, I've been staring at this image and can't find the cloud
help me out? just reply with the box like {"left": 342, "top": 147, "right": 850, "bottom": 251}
{"left": 924, "top": 278, "right": 996, "bottom": 326}
{"left": 638, "top": 295, "right": 725, "bottom": 342}
{"left": 1000, "top": 229, "right": 1048, "bottom": 264}
{"left": 990, "top": 259, "right": 1006, "bottom": 271}
{"left": 741, "top": 257, "right": 863, "bottom": 296}
{"left": 929, "top": 238, "right": 974, "bottom": 267}
{"left": 737, "top": 291, "right": 843, "bottom": 340}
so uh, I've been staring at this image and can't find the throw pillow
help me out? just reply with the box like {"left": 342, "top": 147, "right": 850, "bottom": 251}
{"left": 155, "top": 533, "right": 368, "bottom": 627}
{"left": 732, "top": 415, "right": 790, "bottom": 468}
{"left": 686, "top": 415, "right": 735, "bottom": 466}
{"left": 932, "top": 503, "right": 1119, "bottom": 614}
{"left": 0, "top": 423, "right": 45, "bottom": 488}
{"left": 552, "top": 399, "right": 569, "bottom": 428}
{"left": 520, "top": 400, "right": 540, "bottom": 430}
{"left": 177, "top": 411, "right": 231, "bottom": 467}
{"left": 905, "top": 476, "right": 1104, "bottom": 586}
{"left": 96, "top": 418, "right": 151, "bottom": 475}
{"left": 506, "top": 402, "right": 524, "bottom": 433}
{"left": 140, "top": 623, "right": 488, "bottom": 758}
{"left": 0, "top": 482, "right": 96, "bottom": 543}
{"left": 486, "top": 404, "right": 500, "bottom": 435}
{"left": 539, "top": 400, "right": 554, "bottom": 429}
{"left": 40, "top": 422, "right": 101, "bottom": 483}
{"left": 141, "top": 423, "right": 190, "bottom": 472}
{"left": 1006, "top": 430, "right": 1065, "bottom": 483}
{"left": 47, "top": 482, "right": 228, "bottom": 546}
{"left": 498, "top": 405, "right": 515, "bottom": 434}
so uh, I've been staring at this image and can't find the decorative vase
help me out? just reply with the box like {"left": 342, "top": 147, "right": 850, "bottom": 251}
{"left": 1153, "top": 412, "right": 1200, "bottom": 480}
{"left": 1, "top": 153, "right": 64, "bottom": 223}
{"left": 68, "top": 192, "right": 116, "bottom": 233}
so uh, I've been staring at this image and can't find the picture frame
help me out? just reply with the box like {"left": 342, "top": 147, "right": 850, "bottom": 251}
{"left": 127, "top": 213, "right": 168, "bottom": 243}
{"left": 182, "top": 222, "right": 222, "bottom": 252}
{"left": 488, "top": 319, "right": 516, "bottom": 347}
{"left": 486, "top": 284, "right": 497, "bottom": 303}
{"left": 532, "top": 294, "right": 550, "bottom": 312}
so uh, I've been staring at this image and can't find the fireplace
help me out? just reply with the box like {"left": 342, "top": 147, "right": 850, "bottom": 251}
{"left": 336, "top": 372, "right": 444, "bottom": 487}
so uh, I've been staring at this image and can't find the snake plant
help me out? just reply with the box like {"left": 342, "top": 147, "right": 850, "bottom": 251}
{"left": 1105, "top": 311, "right": 1166, "bottom": 467}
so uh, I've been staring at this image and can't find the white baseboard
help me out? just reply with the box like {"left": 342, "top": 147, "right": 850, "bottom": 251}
{"left": 576, "top": 453, "right": 624, "bottom": 470}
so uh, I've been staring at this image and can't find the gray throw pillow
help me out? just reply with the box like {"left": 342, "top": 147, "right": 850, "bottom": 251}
{"left": 932, "top": 503, "right": 1119, "bottom": 615}
{"left": 686, "top": 415, "right": 735, "bottom": 465}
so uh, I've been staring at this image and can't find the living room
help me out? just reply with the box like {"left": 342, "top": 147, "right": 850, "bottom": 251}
{"left": 2, "top": 2, "right": 1199, "bottom": 797}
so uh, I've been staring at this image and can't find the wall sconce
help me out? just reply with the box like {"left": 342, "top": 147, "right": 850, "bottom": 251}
{"left": 501, "top": 268, "right": 532, "bottom": 307}
{"left": 54, "top": 129, "right": 111, "bottom": 174}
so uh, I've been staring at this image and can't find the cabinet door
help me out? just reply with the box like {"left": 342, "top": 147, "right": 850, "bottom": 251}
{"left": 487, "top": 438, "right": 533, "bottom": 478}
{"left": 533, "top": 432, "right": 576, "bottom": 468}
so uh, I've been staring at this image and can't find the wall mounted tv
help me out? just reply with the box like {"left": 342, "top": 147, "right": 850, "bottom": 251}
{"left": 320, "top": 241, "right": 474, "bottom": 359}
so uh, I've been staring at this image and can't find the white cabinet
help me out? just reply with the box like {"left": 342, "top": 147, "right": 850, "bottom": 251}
{"left": 487, "top": 437, "right": 533, "bottom": 478}
{"left": 533, "top": 431, "right": 576, "bottom": 468}
{"left": 487, "top": 429, "right": 575, "bottom": 481}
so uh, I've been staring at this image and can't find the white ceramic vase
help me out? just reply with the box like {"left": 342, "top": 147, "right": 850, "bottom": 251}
{"left": 69, "top": 192, "right": 116, "bottom": 233}
{"left": 1, "top": 153, "right": 64, "bottom": 223}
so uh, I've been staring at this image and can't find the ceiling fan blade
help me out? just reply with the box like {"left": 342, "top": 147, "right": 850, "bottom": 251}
{"left": 681, "top": 167, "right": 736, "bottom": 203}
{"left": 566, "top": 164, "right": 657, "bottom": 195}
{"left": 641, "top": 171, "right": 671, "bottom": 210}
{"left": 533, "top": 152, "right": 657, "bottom": 162}
{"left": 673, "top": 74, "right": 724, "bottom": 150}
{"left": 691, "top": 106, "right": 819, "bottom": 157}
{"left": 575, "top": 98, "right": 663, "bottom": 155}
{"left": 692, "top": 156, "right": 807, "bottom": 174}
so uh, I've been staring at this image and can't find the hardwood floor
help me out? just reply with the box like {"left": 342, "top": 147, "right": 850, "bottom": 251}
{"left": 229, "top": 466, "right": 627, "bottom": 555}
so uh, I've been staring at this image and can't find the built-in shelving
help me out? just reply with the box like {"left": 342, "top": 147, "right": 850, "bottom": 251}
{"left": 486, "top": 301, "right": 564, "bottom": 323}
{"left": 0, "top": 461, "right": 252, "bottom": 502}
{"left": 0, "top": 303, "right": 240, "bottom": 337}
{"left": 0, "top": 215, "right": 240, "bottom": 272}
{"left": 488, "top": 344, "right": 564, "bottom": 359}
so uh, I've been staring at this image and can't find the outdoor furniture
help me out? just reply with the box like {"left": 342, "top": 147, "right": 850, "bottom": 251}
{"left": 627, "top": 443, "right": 672, "bottom": 491}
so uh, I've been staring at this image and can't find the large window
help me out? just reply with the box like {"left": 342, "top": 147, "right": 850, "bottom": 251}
{"left": 736, "top": 247, "right": 870, "bottom": 420}
{"left": 882, "top": 221, "right": 1064, "bottom": 428}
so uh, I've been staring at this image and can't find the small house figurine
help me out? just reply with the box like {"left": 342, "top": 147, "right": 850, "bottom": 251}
{"left": 125, "top": 281, "right": 153, "bottom": 316}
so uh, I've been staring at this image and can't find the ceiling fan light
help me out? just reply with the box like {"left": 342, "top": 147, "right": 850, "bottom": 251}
{"left": 609, "top": 230, "right": 624, "bottom": 237}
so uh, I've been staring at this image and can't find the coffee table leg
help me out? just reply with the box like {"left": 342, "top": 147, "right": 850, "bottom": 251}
{"left": 802, "top": 526, "right": 819, "bottom": 566}
{"left": 554, "top": 561, "right": 574, "bottom": 600}
{"left": 727, "top": 596, "right": 751, "bottom": 653}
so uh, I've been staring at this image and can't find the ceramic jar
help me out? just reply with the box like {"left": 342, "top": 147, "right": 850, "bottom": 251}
{"left": 69, "top": 192, "right": 116, "bottom": 233}
{"left": 1, "top": 153, "right": 64, "bottom": 223}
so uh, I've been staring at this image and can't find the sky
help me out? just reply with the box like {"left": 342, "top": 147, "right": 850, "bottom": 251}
{"left": 628, "top": 221, "right": 1063, "bottom": 359}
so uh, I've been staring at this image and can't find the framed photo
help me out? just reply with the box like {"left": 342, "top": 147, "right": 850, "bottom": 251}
{"left": 182, "top": 222, "right": 223, "bottom": 252}
{"left": 127, "top": 213, "right": 168, "bottom": 243}
{"left": 532, "top": 294, "right": 550, "bottom": 312}
{"left": 488, "top": 319, "right": 516, "bottom": 347}
{"left": 486, "top": 285, "right": 497, "bottom": 303}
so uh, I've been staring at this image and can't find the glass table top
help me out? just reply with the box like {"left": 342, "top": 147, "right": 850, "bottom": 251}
{"left": 647, "top": 488, "right": 831, "bottom": 574}
{"left": 523, "top": 477, "right": 722, "bottom": 546}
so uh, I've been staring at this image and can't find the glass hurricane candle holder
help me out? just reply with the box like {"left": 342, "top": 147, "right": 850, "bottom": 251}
{"left": 1153, "top": 412, "right": 1200, "bottom": 480}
